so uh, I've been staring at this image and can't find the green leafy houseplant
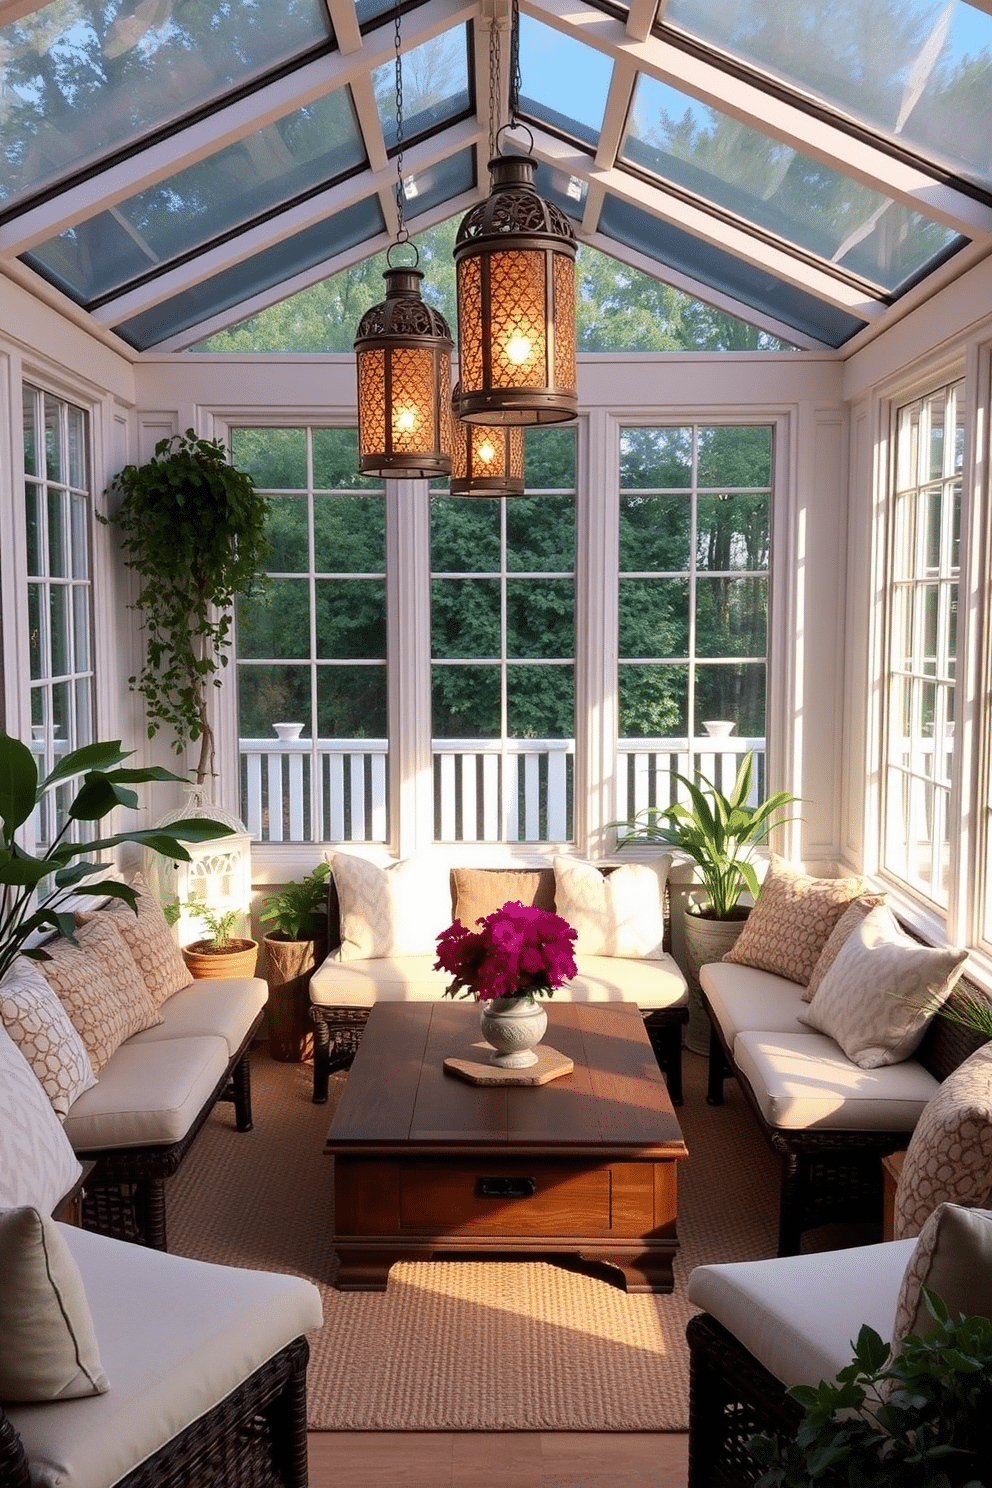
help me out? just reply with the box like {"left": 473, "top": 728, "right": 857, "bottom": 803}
{"left": 613, "top": 750, "right": 799, "bottom": 920}
{"left": 260, "top": 862, "right": 331, "bottom": 943}
{"left": 0, "top": 731, "right": 231, "bottom": 984}
{"left": 104, "top": 430, "right": 271, "bottom": 787}
{"left": 748, "top": 1290, "right": 992, "bottom": 1487}
{"left": 182, "top": 903, "right": 242, "bottom": 952}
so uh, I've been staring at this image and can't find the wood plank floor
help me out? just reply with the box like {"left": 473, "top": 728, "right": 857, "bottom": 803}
{"left": 308, "top": 1430, "right": 689, "bottom": 1486}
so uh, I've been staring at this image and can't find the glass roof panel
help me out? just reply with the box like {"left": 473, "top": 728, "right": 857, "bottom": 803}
{"left": 372, "top": 26, "right": 471, "bottom": 151}
{"left": 24, "top": 88, "right": 366, "bottom": 304}
{"left": 665, "top": 0, "right": 992, "bottom": 188}
{"left": 518, "top": 13, "right": 613, "bottom": 147}
{"left": 0, "top": 0, "right": 333, "bottom": 209}
{"left": 402, "top": 146, "right": 476, "bottom": 219}
{"left": 598, "top": 192, "right": 867, "bottom": 346}
{"left": 113, "top": 194, "right": 386, "bottom": 350}
{"left": 621, "top": 73, "right": 962, "bottom": 292}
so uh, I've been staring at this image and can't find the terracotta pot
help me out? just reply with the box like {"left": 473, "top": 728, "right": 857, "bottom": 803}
{"left": 182, "top": 937, "right": 259, "bottom": 982}
{"left": 682, "top": 897, "right": 750, "bottom": 1054}
{"left": 262, "top": 934, "right": 327, "bottom": 1063}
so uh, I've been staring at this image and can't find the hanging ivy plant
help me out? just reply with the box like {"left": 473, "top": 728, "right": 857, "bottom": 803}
{"left": 104, "top": 430, "right": 271, "bottom": 786}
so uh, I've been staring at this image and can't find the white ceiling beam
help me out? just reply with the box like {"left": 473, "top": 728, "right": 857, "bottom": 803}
{"left": 595, "top": 55, "right": 637, "bottom": 171}
{"left": 0, "top": 0, "right": 477, "bottom": 255}
{"left": 323, "top": 0, "right": 363, "bottom": 55}
{"left": 88, "top": 119, "right": 480, "bottom": 325}
{"left": 349, "top": 72, "right": 390, "bottom": 175}
{"left": 524, "top": 0, "right": 992, "bottom": 239}
{"left": 625, "top": 0, "right": 659, "bottom": 45}
{"left": 527, "top": 124, "right": 885, "bottom": 319}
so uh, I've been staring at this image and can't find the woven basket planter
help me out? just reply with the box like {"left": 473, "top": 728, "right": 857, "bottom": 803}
{"left": 262, "top": 934, "right": 327, "bottom": 1062}
{"left": 182, "top": 938, "right": 259, "bottom": 982}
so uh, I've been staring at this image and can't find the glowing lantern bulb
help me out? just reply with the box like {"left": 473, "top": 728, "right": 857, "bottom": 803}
{"left": 477, "top": 439, "right": 496, "bottom": 464}
{"left": 505, "top": 332, "right": 532, "bottom": 366}
{"left": 395, "top": 407, "right": 417, "bottom": 433}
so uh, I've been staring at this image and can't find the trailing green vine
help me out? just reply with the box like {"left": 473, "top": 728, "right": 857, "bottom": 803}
{"left": 104, "top": 430, "right": 270, "bottom": 785}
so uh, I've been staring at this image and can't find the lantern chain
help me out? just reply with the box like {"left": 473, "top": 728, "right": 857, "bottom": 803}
{"left": 393, "top": 0, "right": 409, "bottom": 246}
{"left": 509, "top": 0, "right": 521, "bottom": 130}
{"left": 488, "top": 10, "right": 500, "bottom": 161}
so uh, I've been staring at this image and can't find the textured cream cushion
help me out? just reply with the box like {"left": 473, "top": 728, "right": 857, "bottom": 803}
{"left": 125, "top": 976, "right": 268, "bottom": 1057}
{"left": 799, "top": 905, "right": 967, "bottom": 1069}
{"left": 37, "top": 916, "right": 163, "bottom": 1072}
{"left": 76, "top": 873, "right": 191, "bottom": 1006}
{"left": 687, "top": 1239, "right": 914, "bottom": 1387}
{"left": 62, "top": 1035, "right": 231, "bottom": 1153}
{"left": 892, "top": 1203, "right": 992, "bottom": 1342}
{"left": 452, "top": 867, "right": 554, "bottom": 928}
{"left": 328, "top": 852, "right": 452, "bottom": 960}
{"left": 700, "top": 961, "right": 810, "bottom": 1045}
{"left": 0, "top": 1206, "right": 109, "bottom": 1402}
{"left": 723, "top": 855, "right": 864, "bottom": 985}
{"left": 0, "top": 958, "right": 96, "bottom": 1116}
{"left": 553, "top": 856, "right": 670, "bottom": 958}
{"left": 893, "top": 1043, "right": 992, "bottom": 1240}
{"left": 802, "top": 893, "right": 888, "bottom": 1003}
{"left": 0, "top": 1021, "right": 83, "bottom": 1216}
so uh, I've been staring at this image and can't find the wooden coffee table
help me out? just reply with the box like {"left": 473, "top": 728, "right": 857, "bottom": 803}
{"left": 325, "top": 1000, "right": 687, "bottom": 1293}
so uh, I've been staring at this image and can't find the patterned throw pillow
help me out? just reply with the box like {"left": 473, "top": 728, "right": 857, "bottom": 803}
{"left": 891, "top": 1202, "right": 992, "bottom": 1344}
{"left": 553, "top": 856, "right": 671, "bottom": 958}
{"left": 0, "top": 1021, "right": 83, "bottom": 1216}
{"left": 37, "top": 915, "right": 163, "bottom": 1072}
{"left": 723, "top": 855, "right": 865, "bottom": 985}
{"left": 801, "top": 893, "right": 888, "bottom": 1003}
{"left": 328, "top": 852, "right": 453, "bottom": 960}
{"left": 799, "top": 904, "right": 967, "bottom": 1070}
{"left": 0, "top": 957, "right": 96, "bottom": 1117}
{"left": 893, "top": 1043, "right": 992, "bottom": 1239}
{"left": 75, "top": 872, "right": 191, "bottom": 1006}
{"left": 0, "top": 1206, "right": 109, "bottom": 1402}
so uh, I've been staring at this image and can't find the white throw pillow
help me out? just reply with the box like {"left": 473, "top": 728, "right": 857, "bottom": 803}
{"left": 0, "top": 1021, "right": 83, "bottom": 1216}
{"left": 0, "top": 957, "right": 97, "bottom": 1116}
{"left": 799, "top": 904, "right": 967, "bottom": 1069}
{"left": 553, "top": 855, "right": 671, "bottom": 959}
{"left": 0, "top": 1206, "right": 109, "bottom": 1401}
{"left": 329, "top": 852, "right": 452, "bottom": 960}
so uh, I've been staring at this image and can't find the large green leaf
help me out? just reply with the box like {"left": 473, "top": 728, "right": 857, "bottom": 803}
{"left": 0, "top": 734, "right": 39, "bottom": 838}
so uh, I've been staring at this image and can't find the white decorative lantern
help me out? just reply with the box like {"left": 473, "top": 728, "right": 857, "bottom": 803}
{"left": 141, "top": 789, "right": 253, "bottom": 948}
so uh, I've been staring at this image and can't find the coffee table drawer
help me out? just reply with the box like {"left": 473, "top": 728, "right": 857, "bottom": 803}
{"left": 397, "top": 1161, "right": 643, "bottom": 1236}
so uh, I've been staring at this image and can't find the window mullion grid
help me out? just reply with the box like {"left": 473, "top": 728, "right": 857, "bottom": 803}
{"left": 307, "top": 431, "right": 321, "bottom": 845}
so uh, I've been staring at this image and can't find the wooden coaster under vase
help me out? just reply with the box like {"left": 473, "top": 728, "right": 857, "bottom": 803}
{"left": 444, "top": 1043, "right": 574, "bottom": 1086}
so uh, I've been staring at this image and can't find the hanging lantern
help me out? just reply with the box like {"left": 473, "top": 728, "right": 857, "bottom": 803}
{"left": 453, "top": 152, "right": 577, "bottom": 427}
{"left": 450, "top": 383, "right": 525, "bottom": 497}
{"left": 355, "top": 264, "right": 453, "bottom": 478}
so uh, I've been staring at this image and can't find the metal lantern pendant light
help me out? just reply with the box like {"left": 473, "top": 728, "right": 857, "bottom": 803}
{"left": 354, "top": 5, "right": 453, "bottom": 478}
{"left": 450, "top": 383, "right": 525, "bottom": 497}
{"left": 453, "top": 0, "right": 577, "bottom": 427}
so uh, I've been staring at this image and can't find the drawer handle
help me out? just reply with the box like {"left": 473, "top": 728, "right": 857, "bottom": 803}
{"left": 477, "top": 1176, "right": 537, "bottom": 1200}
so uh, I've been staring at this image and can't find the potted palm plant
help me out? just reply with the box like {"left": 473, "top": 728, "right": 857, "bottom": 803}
{"left": 614, "top": 751, "right": 799, "bottom": 1049}
{"left": 0, "top": 731, "right": 232, "bottom": 982}
{"left": 259, "top": 862, "right": 331, "bottom": 1062}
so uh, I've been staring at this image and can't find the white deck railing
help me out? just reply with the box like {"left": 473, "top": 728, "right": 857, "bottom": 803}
{"left": 240, "top": 732, "right": 766, "bottom": 844}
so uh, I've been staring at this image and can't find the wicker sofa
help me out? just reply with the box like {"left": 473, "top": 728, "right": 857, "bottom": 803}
{"left": 309, "top": 855, "right": 689, "bottom": 1104}
{"left": 0, "top": 1016, "right": 322, "bottom": 1488}
{"left": 699, "top": 872, "right": 986, "bottom": 1255}
{"left": 0, "top": 878, "right": 267, "bottom": 1250}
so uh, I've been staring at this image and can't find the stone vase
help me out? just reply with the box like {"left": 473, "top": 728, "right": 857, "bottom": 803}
{"left": 479, "top": 993, "right": 549, "bottom": 1068}
{"left": 682, "top": 896, "right": 750, "bottom": 1054}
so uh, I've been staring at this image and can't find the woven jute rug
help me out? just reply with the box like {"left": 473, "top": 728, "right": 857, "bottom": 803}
{"left": 169, "top": 1046, "right": 781, "bottom": 1432}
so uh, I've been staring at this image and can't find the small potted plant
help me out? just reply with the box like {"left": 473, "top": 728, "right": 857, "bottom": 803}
{"left": 181, "top": 903, "right": 258, "bottom": 981}
{"left": 259, "top": 862, "right": 331, "bottom": 1062}
{"left": 435, "top": 900, "right": 578, "bottom": 1068}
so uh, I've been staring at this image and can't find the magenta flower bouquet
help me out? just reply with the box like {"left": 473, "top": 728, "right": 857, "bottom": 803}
{"left": 435, "top": 900, "right": 578, "bottom": 1001}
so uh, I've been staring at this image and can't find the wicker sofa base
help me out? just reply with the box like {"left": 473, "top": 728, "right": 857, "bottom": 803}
{"left": 80, "top": 1014, "right": 262, "bottom": 1250}
{"left": 310, "top": 1002, "right": 689, "bottom": 1105}
{"left": 0, "top": 1335, "right": 310, "bottom": 1488}
{"left": 687, "top": 1311, "right": 802, "bottom": 1488}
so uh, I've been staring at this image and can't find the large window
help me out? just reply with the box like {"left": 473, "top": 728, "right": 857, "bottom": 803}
{"left": 430, "top": 429, "right": 576, "bottom": 842}
{"left": 22, "top": 383, "right": 94, "bottom": 850}
{"left": 883, "top": 381, "right": 962, "bottom": 908}
{"left": 233, "top": 427, "right": 387, "bottom": 844}
{"left": 616, "top": 424, "right": 771, "bottom": 817}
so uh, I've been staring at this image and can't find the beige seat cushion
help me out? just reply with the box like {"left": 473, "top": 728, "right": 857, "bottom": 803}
{"left": 310, "top": 950, "right": 686, "bottom": 1010}
{"left": 733, "top": 1030, "right": 939, "bottom": 1131}
{"left": 687, "top": 1238, "right": 915, "bottom": 1386}
{"left": 700, "top": 961, "right": 810, "bottom": 1045}
{"left": 62, "top": 1036, "right": 230, "bottom": 1152}
{"left": 0, "top": 1207, "right": 108, "bottom": 1403}
{"left": 6, "top": 1222, "right": 323, "bottom": 1488}
{"left": 0, "top": 1022, "right": 83, "bottom": 1217}
{"left": 125, "top": 976, "right": 268, "bottom": 1057}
